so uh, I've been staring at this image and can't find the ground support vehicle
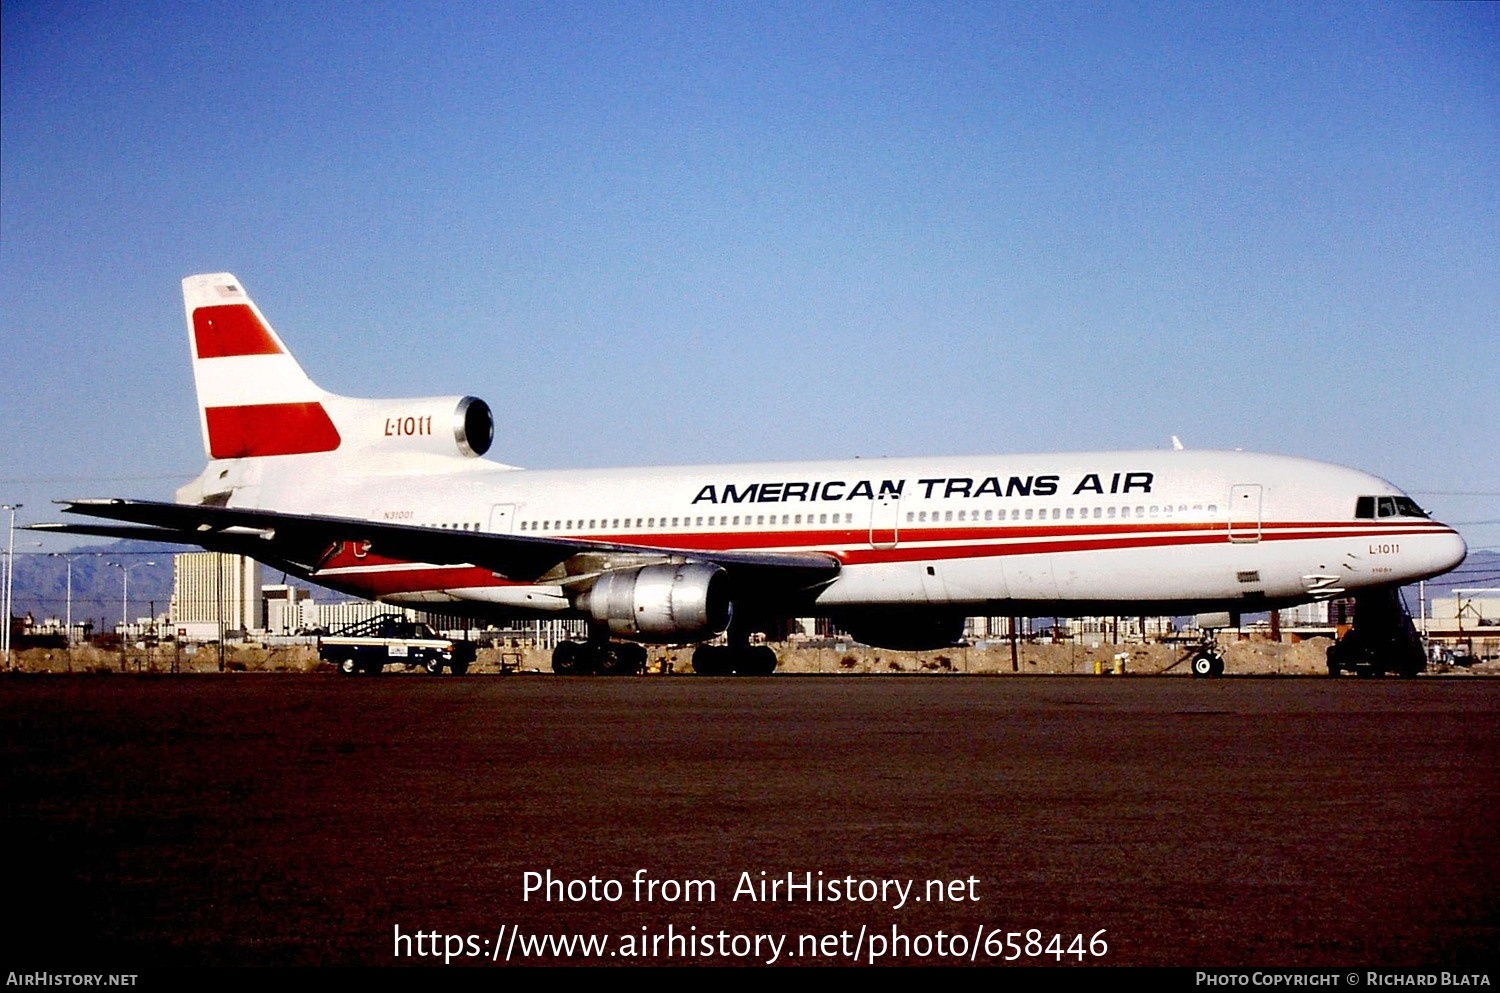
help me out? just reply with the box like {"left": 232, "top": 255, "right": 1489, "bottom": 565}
{"left": 319, "top": 614, "right": 476, "bottom": 675}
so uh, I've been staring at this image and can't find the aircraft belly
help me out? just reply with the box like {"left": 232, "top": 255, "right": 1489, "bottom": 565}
{"left": 929, "top": 556, "right": 1009, "bottom": 602}
{"left": 1044, "top": 542, "right": 1325, "bottom": 602}
{"left": 813, "top": 562, "right": 929, "bottom": 607}
{"left": 1001, "top": 552, "right": 1057, "bottom": 601}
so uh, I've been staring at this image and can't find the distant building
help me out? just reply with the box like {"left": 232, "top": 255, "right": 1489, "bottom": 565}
{"left": 171, "top": 553, "right": 260, "bottom": 641}
{"left": 1424, "top": 589, "right": 1500, "bottom": 661}
{"left": 262, "top": 584, "right": 309, "bottom": 636}
{"left": 1279, "top": 600, "right": 1331, "bottom": 626}
{"left": 969, "top": 617, "right": 1031, "bottom": 640}
{"left": 306, "top": 598, "right": 407, "bottom": 632}
{"left": 1430, "top": 589, "right": 1500, "bottom": 629}
{"left": 1061, "top": 616, "right": 1175, "bottom": 642}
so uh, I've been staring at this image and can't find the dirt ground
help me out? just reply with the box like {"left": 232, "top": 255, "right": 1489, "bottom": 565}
{"left": 14, "top": 636, "right": 1499, "bottom": 678}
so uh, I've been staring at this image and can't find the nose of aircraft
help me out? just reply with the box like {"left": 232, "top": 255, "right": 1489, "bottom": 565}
{"left": 1438, "top": 528, "right": 1468, "bottom": 573}
{"left": 1390, "top": 525, "right": 1468, "bottom": 584}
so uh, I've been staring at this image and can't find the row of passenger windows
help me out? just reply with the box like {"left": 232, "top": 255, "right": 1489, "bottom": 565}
{"left": 413, "top": 497, "right": 1419, "bottom": 533}
{"left": 509, "top": 503, "right": 1222, "bottom": 533}
{"left": 908, "top": 503, "right": 1218, "bottom": 523}
{"left": 520, "top": 513, "right": 859, "bottom": 533}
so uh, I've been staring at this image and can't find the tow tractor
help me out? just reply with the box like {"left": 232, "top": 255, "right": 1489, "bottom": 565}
{"left": 1326, "top": 588, "right": 1426, "bottom": 677}
{"left": 318, "top": 614, "right": 477, "bottom": 675}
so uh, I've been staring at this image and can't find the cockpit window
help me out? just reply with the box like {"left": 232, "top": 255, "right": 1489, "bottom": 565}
{"left": 1392, "top": 497, "right": 1427, "bottom": 518}
{"left": 1355, "top": 495, "right": 1428, "bottom": 519}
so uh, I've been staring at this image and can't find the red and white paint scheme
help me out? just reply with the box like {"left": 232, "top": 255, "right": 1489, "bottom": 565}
{"left": 46, "top": 274, "right": 1467, "bottom": 675}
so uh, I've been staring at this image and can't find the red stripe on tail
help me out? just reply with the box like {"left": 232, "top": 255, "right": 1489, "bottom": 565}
{"left": 193, "top": 304, "right": 281, "bottom": 358}
{"left": 205, "top": 402, "right": 342, "bottom": 458}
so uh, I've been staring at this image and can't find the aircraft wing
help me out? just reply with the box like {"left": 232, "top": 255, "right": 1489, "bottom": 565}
{"left": 38, "top": 499, "right": 841, "bottom": 592}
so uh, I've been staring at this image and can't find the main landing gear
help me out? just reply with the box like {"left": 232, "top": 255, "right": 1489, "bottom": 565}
{"left": 691, "top": 616, "right": 778, "bottom": 676}
{"left": 1326, "top": 588, "right": 1425, "bottom": 678}
{"left": 551, "top": 638, "right": 648, "bottom": 676}
{"left": 690, "top": 643, "right": 778, "bottom": 676}
{"left": 549, "top": 620, "right": 782, "bottom": 677}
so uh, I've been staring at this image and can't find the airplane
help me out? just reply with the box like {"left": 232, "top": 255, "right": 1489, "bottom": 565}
{"left": 34, "top": 273, "right": 1468, "bottom": 677}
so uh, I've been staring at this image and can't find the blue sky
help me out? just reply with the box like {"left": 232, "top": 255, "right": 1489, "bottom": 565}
{"left": 2, "top": 1, "right": 1496, "bottom": 553}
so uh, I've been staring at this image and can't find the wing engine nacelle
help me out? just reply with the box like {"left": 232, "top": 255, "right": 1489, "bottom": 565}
{"left": 836, "top": 610, "right": 966, "bottom": 651}
{"left": 581, "top": 563, "right": 731, "bottom": 643}
{"left": 332, "top": 395, "right": 494, "bottom": 458}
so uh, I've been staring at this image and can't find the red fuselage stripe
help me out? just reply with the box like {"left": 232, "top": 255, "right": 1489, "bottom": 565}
{"left": 316, "top": 520, "right": 1449, "bottom": 598}
{"left": 325, "top": 565, "right": 514, "bottom": 596}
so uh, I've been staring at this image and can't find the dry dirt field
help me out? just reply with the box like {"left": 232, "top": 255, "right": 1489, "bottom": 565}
{"left": 14, "top": 636, "right": 1500, "bottom": 678}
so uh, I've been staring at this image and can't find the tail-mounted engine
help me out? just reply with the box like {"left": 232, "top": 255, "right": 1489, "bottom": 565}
{"left": 580, "top": 563, "right": 731, "bottom": 643}
{"left": 329, "top": 394, "right": 493, "bottom": 458}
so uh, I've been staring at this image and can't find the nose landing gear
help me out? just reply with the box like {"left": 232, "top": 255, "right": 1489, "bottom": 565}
{"left": 1189, "top": 646, "right": 1225, "bottom": 678}
{"left": 1187, "top": 631, "right": 1226, "bottom": 678}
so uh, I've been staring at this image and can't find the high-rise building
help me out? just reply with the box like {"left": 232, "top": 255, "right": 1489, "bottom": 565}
{"left": 171, "top": 552, "right": 261, "bottom": 640}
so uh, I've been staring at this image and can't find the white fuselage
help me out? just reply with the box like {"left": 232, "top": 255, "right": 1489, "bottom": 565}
{"left": 220, "top": 447, "right": 1467, "bottom": 619}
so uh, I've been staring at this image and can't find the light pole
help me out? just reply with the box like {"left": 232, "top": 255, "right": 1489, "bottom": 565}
{"left": 48, "top": 551, "right": 94, "bottom": 644}
{"left": 2, "top": 504, "right": 20, "bottom": 670}
{"left": 109, "top": 560, "right": 157, "bottom": 671}
{"left": 50, "top": 552, "right": 98, "bottom": 671}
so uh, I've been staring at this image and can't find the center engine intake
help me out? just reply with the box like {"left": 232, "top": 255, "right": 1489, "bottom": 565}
{"left": 330, "top": 394, "right": 494, "bottom": 458}
{"left": 581, "top": 563, "right": 731, "bottom": 642}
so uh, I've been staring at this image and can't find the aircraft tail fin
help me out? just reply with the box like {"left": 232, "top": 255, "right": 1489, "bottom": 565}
{"left": 181, "top": 274, "right": 495, "bottom": 481}
{"left": 183, "top": 273, "right": 342, "bottom": 460}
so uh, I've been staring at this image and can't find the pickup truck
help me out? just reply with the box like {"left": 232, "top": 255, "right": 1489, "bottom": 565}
{"left": 318, "top": 614, "right": 477, "bottom": 675}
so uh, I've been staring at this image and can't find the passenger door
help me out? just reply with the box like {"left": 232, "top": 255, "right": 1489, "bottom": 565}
{"left": 1228, "top": 484, "right": 1262, "bottom": 543}
{"left": 869, "top": 496, "right": 900, "bottom": 550}
{"left": 488, "top": 503, "right": 517, "bottom": 533}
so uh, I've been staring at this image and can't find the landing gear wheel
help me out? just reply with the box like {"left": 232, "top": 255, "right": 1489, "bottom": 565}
{"left": 552, "top": 641, "right": 581, "bottom": 675}
{"left": 623, "top": 643, "right": 648, "bottom": 674}
{"left": 692, "top": 645, "right": 729, "bottom": 675}
{"left": 743, "top": 645, "right": 778, "bottom": 676}
{"left": 597, "top": 645, "right": 630, "bottom": 676}
{"left": 1190, "top": 652, "right": 1222, "bottom": 678}
{"left": 337, "top": 656, "right": 358, "bottom": 676}
{"left": 1392, "top": 658, "right": 1422, "bottom": 678}
{"left": 1327, "top": 637, "right": 1354, "bottom": 676}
